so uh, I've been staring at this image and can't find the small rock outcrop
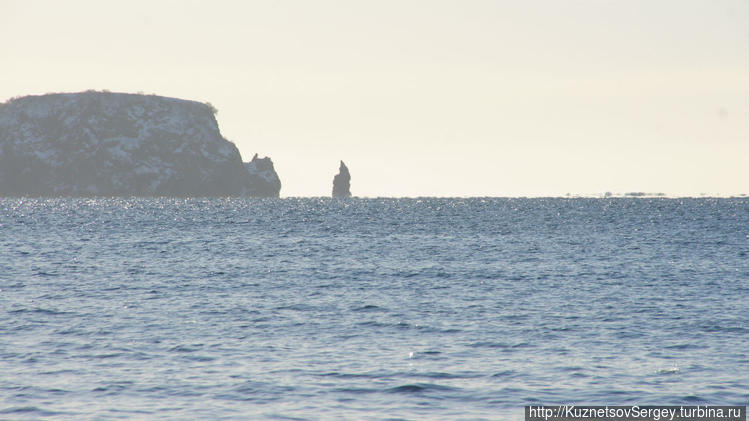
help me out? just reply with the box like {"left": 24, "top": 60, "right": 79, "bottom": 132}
{"left": 332, "top": 160, "right": 351, "bottom": 198}
{"left": 0, "top": 91, "right": 280, "bottom": 197}
{"left": 244, "top": 153, "right": 281, "bottom": 197}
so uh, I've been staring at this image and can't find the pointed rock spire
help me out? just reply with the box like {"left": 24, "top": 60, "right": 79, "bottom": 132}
{"left": 332, "top": 160, "right": 351, "bottom": 198}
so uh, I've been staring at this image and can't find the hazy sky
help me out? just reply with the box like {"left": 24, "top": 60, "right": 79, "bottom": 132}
{"left": 2, "top": 0, "right": 748, "bottom": 197}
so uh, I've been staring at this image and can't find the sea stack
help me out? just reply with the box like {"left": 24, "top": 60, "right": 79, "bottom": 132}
{"left": 244, "top": 153, "right": 281, "bottom": 197}
{"left": 332, "top": 160, "right": 351, "bottom": 198}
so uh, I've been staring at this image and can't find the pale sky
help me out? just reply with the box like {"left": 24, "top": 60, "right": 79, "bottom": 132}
{"left": 2, "top": 0, "right": 748, "bottom": 197}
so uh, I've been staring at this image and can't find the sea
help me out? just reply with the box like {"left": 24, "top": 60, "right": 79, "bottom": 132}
{"left": 1, "top": 197, "right": 747, "bottom": 420}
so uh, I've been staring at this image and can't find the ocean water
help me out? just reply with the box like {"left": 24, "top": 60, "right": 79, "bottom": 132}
{"left": 1, "top": 197, "right": 747, "bottom": 420}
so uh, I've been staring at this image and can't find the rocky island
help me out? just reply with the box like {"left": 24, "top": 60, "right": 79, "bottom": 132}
{"left": 332, "top": 160, "right": 351, "bottom": 198}
{"left": 0, "top": 91, "right": 280, "bottom": 197}
{"left": 244, "top": 153, "right": 281, "bottom": 197}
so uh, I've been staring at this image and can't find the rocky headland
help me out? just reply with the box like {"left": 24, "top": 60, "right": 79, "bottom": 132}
{"left": 0, "top": 91, "right": 280, "bottom": 197}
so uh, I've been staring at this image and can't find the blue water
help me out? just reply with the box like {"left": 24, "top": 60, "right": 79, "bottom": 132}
{"left": 1, "top": 198, "right": 748, "bottom": 420}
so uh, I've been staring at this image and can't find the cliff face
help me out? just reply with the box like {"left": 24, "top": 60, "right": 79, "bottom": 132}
{"left": 0, "top": 91, "right": 280, "bottom": 197}
{"left": 332, "top": 160, "right": 351, "bottom": 198}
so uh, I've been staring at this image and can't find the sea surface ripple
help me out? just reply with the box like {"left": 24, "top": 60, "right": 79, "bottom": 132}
{"left": 1, "top": 198, "right": 748, "bottom": 420}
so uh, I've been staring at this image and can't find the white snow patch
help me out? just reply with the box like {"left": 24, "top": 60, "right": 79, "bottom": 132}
{"left": 34, "top": 148, "right": 57, "bottom": 164}
{"left": 107, "top": 142, "right": 133, "bottom": 162}
{"left": 134, "top": 164, "right": 157, "bottom": 175}
{"left": 218, "top": 144, "right": 233, "bottom": 157}
{"left": 63, "top": 114, "right": 77, "bottom": 128}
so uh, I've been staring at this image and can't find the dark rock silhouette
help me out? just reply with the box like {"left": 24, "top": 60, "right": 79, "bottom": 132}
{"left": 332, "top": 160, "right": 351, "bottom": 198}
{"left": 0, "top": 91, "right": 280, "bottom": 197}
{"left": 244, "top": 153, "right": 281, "bottom": 197}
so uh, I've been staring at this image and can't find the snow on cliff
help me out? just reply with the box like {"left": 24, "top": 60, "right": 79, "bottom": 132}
{"left": 0, "top": 91, "right": 280, "bottom": 197}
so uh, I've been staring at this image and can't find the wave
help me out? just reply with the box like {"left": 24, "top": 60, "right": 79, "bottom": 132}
{"left": 0, "top": 406, "right": 68, "bottom": 416}
{"left": 386, "top": 383, "right": 461, "bottom": 395}
{"left": 351, "top": 304, "right": 390, "bottom": 313}
{"left": 335, "top": 383, "right": 461, "bottom": 396}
